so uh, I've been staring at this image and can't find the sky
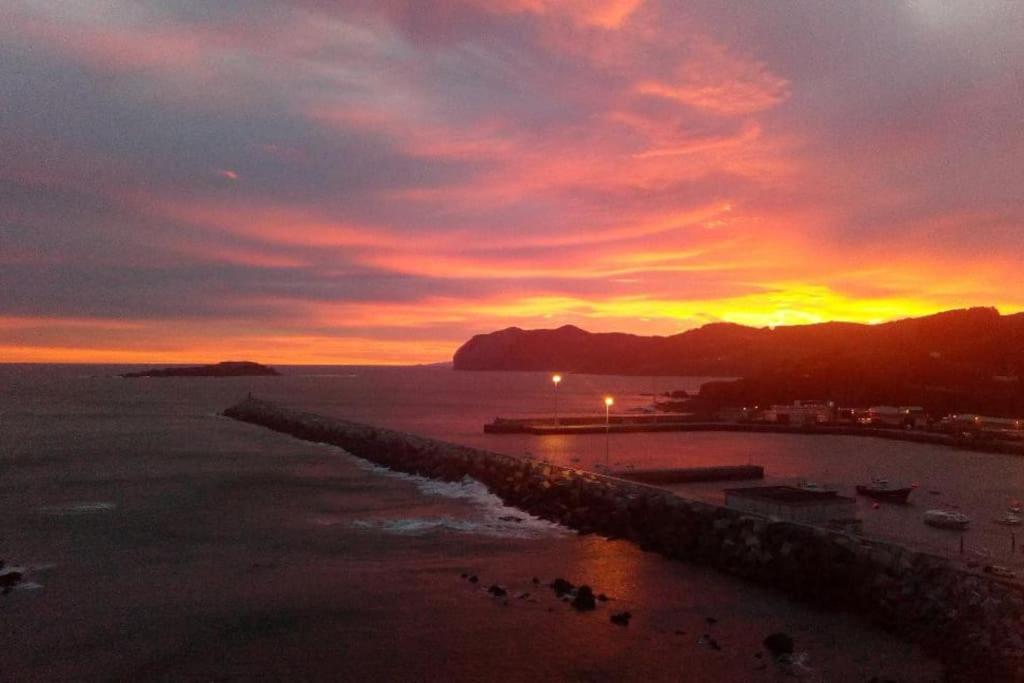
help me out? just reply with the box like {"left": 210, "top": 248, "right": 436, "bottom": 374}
{"left": 2, "top": 0, "right": 1023, "bottom": 364}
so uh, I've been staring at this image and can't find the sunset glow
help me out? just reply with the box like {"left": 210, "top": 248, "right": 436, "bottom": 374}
{"left": 2, "top": 2, "right": 1022, "bottom": 364}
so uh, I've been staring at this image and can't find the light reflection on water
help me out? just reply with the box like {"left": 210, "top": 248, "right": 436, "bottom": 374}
{"left": 3, "top": 363, "right": 1023, "bottom": 566}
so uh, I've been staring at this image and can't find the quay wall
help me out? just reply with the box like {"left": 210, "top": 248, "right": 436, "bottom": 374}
{"left": 487, "top": 418, "right": 1024, "bottom": 455}
{"left": 225, "top": 397, "right": 1024, "bottom": 681}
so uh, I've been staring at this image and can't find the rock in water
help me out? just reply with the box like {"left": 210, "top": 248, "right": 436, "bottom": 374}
{"left": 763, "top": 632, "right": 795, "bottom": 657}
{"left": 550, "top": 578, "right": 574, "bottom": 596}
{"left": 0, "top": 569, "right": 23, "bottom": 595}
{"left": 571, "top": 585, "right": 596, "bottom": 611}
{"left": 610, "top": 611, "right": 632, "bottom": 626}
{"left": 488, "top": 585, "right": 507, "bottom": 597}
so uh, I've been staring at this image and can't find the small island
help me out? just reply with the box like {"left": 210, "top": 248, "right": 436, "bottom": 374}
{"left": 122, "top": 361, "right": 280, "bottom": 378}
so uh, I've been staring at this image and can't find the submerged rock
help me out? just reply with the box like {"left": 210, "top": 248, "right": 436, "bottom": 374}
{"left": 763, "top": 632, "right": 795, "bottom": 657}
{"left": 0, "top": 568, "right": 24, "bottom": 595}
{"left": 610, "top": 611, "right": 632, "bottom": 626}
{"left": 550, "top": 578, "right": 575, "bottom": 596}
{"left": 488, "top": 585, "right": 507, "bottom": 597}
{"left": 698, "top": 634, "right": 722, "bottom": 650}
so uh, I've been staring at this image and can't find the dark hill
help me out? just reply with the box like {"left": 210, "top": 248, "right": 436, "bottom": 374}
{"left": 453, "top": 308, "right": 1024, "bottom": 416}
{"left": 122, "top": 361, "right": 280, "bottom": 378}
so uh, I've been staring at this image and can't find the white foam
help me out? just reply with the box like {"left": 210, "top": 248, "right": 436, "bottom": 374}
{"left": 314, "top": 443, "right": 567, "bottom": 539}
{"left": 14, "top": 581, "right": 43, "bottom": 591}
{"left": 350, "top": 513, "right": 564, "bottom": 539}
{"left": 37, "top": 502, "right": 117, "bottom": 515}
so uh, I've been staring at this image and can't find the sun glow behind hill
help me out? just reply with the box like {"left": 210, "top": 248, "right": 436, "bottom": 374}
{"left": 1, "top": 2, "right": 1022, "bottom": 364}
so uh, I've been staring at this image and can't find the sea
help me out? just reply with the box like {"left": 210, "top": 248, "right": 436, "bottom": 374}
{"left": 0, "top": 363, "right": 964, "bottom": 680}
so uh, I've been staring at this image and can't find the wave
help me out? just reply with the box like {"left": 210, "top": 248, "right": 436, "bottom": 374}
{"left": 37, "top": 502, "right": 117, "bottom": 515}
{"left": 314, "top": 442, "right": 567, "bottom": 539}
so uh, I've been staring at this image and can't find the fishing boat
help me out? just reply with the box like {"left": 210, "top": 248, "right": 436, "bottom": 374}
{"left": 796, "top": 479, "right": 837, "bottom": 494}
{"left": 924, "top": 509, "right": 971, "bottom": 530}
{"left": 995, "top": 512, "right": 1022, "bottom": 526}
{"left": 855, "top": 478, "right": 913, "bottom": 503}
{"left": 984, "top": 565, "right": 1017, "bottom": 579}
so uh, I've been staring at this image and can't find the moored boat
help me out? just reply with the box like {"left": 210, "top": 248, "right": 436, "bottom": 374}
{"left": 855, "top": 478, "right": 913, "bottom": 503}
{"left": 995, "top": 512, "right": 1022, "bottom": 526}
{"left": 924, "top": 509, "right": 971, "bottom": 530}
{"left": 796, "top": 479, "right": 837, "bottom": 494}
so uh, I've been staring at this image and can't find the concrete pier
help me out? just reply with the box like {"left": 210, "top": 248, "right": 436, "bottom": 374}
{"left": 485, "top": 416, "right": 1024, "bottom": 455}
{"left": 609, "top": 465, "right": 764, "bottom": 484}
{"left": 225, "top": 397, "right": 1024, "bottom": 681}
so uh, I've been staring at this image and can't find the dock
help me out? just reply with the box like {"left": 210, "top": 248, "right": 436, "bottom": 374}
{"left": 609, "top": 465, "right": 764, "bottom": 484}
{"left": 484, "top": 413, "right": 701, "bottom": 434}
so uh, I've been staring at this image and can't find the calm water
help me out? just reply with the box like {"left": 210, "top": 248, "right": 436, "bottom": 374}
{"left": 0, "top": 363, "right": 941, "bottom": 680}
{"left": 5, "top": 363, "right": 1024, "bottom": 564}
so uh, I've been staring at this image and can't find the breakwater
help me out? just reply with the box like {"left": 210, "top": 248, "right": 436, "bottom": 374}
{"left": 224, "top": 397, "right": 1024, "bottom": 680}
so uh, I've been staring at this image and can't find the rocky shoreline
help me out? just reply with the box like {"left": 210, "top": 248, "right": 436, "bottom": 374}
{"left": 224, "top": 397, "right": 1024, "bottom": 681}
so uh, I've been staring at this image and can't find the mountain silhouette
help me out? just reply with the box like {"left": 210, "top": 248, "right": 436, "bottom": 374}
{"left": 453, "top": 308, "right": 1024, "bottom": 416}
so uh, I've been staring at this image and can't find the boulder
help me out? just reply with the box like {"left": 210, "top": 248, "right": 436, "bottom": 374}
{"left": 763, "top": 632, "right": 794, "bottom": 657}
{"left": 571, "top": 585, "right": 596, "bottom": 611}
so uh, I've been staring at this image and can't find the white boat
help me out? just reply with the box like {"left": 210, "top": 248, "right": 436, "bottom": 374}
{"left": 985, "top": 564, "right": 1017, "bottom": 579}
{"left": 924, "top": 509, "right": 971, "bottom": 530}
{"left": 796, "top": 479, "right": 836, "bottom": 494}
{"left": 995, "top": 513, "right": 1022, "bottom": 526}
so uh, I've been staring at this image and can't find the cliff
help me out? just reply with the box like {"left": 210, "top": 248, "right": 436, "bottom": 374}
{"left": 453, "top": 308, "right": 1024, "bottom": 416}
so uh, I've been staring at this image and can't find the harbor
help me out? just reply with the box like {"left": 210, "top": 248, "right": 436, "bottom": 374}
{"left": 223, "top": 395, "right": 1024, "bottom": 680}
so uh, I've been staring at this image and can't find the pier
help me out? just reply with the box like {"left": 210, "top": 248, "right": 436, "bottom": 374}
{"left": 484, "top": 415, "right": 1024, "bottom": 455}
{"left": 609, "top": 465, "right": 764, "bottom": 484}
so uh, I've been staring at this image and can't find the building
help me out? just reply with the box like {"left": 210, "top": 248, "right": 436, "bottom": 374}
{"left": 943, "top": 414, "right": 1024, "bottom": 439}
{"left": 762, "top": 400, "right": 834, "bottom": 425}
{"left": 724, "top": 486, "right": 857, "bottom": 526}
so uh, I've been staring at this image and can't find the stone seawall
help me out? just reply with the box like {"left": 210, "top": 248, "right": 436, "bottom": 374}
{"left": 224, "top": 398, "right": 1024, "bottom": 680}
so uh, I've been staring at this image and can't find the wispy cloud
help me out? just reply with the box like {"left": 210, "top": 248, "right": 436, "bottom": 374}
{"left": 1, "top": 0, "right": 1022, "bottom": 363}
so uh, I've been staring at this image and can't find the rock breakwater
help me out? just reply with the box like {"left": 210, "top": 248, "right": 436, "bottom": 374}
{"left": 224, "top": 397, "right": 1024, "bottom": 680}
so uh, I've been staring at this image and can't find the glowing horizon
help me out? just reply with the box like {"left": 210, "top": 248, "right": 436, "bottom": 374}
{"left": 2, "top": 2, "right": 1022, "bottom": 365}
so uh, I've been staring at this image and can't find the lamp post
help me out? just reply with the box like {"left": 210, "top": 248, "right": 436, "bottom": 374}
{"left": 604, "top": 396, "right": 614, "bottom": 469}
{"left": 552, "top": 374, "right": 562, "bottom": 425}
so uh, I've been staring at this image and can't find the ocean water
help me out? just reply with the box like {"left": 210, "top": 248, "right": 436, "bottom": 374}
{"left": 4, "top": 363, "right": 1024, "bottom": 562}
{"left": 0, "top": 363, "right": 954, "bottom": 679}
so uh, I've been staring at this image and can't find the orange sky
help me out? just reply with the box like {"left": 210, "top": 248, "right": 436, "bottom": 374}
{"left": 1, "top": 1, "right": 1022, "bottom": 364}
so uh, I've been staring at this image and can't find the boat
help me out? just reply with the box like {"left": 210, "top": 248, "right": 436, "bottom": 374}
{"left": 796, "top": 479, "right": 837, "bottom": 494}
{"left": 924, "top": 509, "right": 971, "bottom": 530}
{"left": 1010, "top": 500, "right": 1023, "bottom": 514}
{"left": 855, "top": 478, "right": 913, "bottom": 503}
{"left": 984, "top": 564, "right": 1017, "bottom": 579}
{"left": 995, "top": 513, "right": 1022, "bottom": 526}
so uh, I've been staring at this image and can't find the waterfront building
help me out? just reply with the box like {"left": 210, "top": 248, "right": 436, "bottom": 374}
{"left": 724, "top": 486, "right": 858, "bottom": 526}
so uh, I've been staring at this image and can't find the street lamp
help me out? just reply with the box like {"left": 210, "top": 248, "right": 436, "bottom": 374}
{"left": 552, "top": 374, "right": 562, "bottom": 425}
{"left": 604, "top": 396, "right": 614, "bottom": 469}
